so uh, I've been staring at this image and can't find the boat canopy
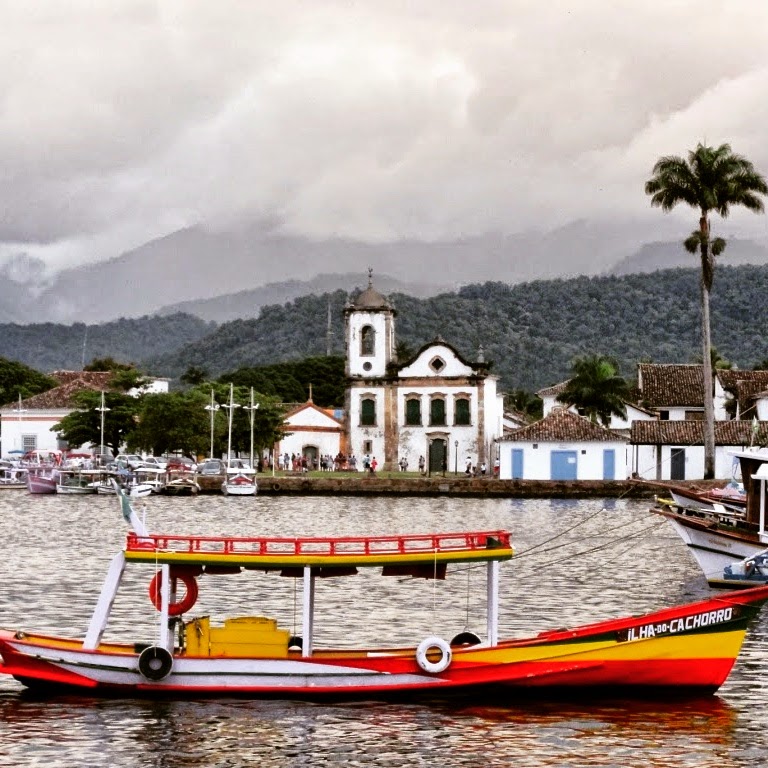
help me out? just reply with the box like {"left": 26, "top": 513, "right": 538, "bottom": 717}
{"left": 124, "top": 530, "right": 514, "bottom": 571}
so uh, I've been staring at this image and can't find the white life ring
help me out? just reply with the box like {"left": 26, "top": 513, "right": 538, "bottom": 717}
{"left": 416, "top": 636, "right": 452, "bottom": 674}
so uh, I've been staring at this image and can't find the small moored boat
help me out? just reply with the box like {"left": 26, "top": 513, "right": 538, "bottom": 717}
{"left": 1, "top": 487, "right": 767, "bottom": 699}
{"left": 650, "top": 449, "right": 768, "bottom": 586}
{"left": 221, "top": 459, "right": 257, "bottom": 496}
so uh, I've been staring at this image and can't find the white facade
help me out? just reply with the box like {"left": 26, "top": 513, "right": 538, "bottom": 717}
{"left": 276, "top": 403, "right": 344, "bottom": 468}
{"left": 0, "top": 408, "right": 68, "bottom": 456}
{"left": 631, "top": 444, "right": 741, "bottom": 481}
{"left": 499, "top": 439, "right": 629, "bottom": 481}
{"left": 344, "top": 277, "right": 503, "bottom": 473}
{"left": 0, "top": 375, "right": 169, "bottom": 458}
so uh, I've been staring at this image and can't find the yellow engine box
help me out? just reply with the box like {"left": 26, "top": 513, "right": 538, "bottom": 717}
{"left": 184, "top": 616, "right": 290, "bottom": 658}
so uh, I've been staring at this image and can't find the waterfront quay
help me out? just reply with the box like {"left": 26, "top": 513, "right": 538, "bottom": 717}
{"left": 198, "top": 472, "right": 662, "bottom": 498}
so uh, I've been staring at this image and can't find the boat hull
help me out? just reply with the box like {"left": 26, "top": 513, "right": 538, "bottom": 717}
{"left": 2, "top": 586, "right": 766, "bottom": 698}
{"left": 656, "top": 508, "right": 766, "bottom": 586}
{"left": 26, "top": 472, "right": 58, "bottom": 494}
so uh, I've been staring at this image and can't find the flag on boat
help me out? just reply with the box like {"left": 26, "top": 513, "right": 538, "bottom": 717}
{"left": 114, "top": 481, "right": 149, "bottom": 537}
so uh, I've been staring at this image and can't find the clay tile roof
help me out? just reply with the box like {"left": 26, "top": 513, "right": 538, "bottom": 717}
{"left": 638, "top": 364, "right": 704, "bottom": 408}
{"left": 19, "top": 371, "right": 115, "bottom": 409}
{"left": 716, "top": 369, "right": 768, "bottom": 393}
{"left": 536, "top": 380, "right": 569, "bottom": 397}
{"left": 501, "top": 407, "right": 627, "bottom": 443}
{"left": 630, "top": 419, "right": 768, "bottom": 446}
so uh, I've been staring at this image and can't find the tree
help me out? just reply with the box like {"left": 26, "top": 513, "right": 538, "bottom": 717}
{"left": 131, "top": 390, "right": 212, "bottom": 458}
{"left": 53, "top": 390, "right": 141, "bottom": 455}
{"left": 645, "top": 143, "right": 767, "bottom": 478}
{"left": 180, "top": 366, "right": 208, "bottom": 387}
{"left": 556, "top": 355, "right": 630, "bottom": 426}
{"left": 0, "top": 358, "right": 57, "bottom": 406}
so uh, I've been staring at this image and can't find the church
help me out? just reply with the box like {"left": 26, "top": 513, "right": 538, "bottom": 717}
{"left": 343, "top": 273, "right": 504, "bottom": 474}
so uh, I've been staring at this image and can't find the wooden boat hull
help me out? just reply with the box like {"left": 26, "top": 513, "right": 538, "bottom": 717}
{"left": 2, "top": 586, "right": 766, "bottom": 697}
{"left": 655, "top": 507, "right": 766, "bottom": 586}
{"left": 26, "top": 472, "right": 58, "bottom": 494}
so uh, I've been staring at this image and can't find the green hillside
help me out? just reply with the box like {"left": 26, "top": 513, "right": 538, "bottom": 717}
{"left": 3, "top": 265, "right": 768, "bottom": 396}
{"left": 143, "top": 265, "right": 768, "bottom": 393}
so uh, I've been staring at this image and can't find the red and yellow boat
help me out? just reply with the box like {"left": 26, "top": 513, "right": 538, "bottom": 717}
{"left": 1, "top": 489, "right": 767, "bottom": 698}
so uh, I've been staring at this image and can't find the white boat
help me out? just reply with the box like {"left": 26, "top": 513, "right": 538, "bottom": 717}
{"left": 56, "top": 468, "right": 100, "bottom": 495}
{"left": 221, "top": 459, "right": 257, "bottom": 496}
{"left": 129, "top": 467, "right": 166, "bottom": 497}
{"left": 0, "top": 462, "right": 27, "bottom": 489}
{"left": 220, "top": 384, "right": 258, "bottom": 496}
{"left": 652, "top": 448, "right": 768, "bottom": 587}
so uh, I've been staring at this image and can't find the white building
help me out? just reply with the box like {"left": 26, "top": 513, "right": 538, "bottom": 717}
{"left": 276, "top": 400, "right": 344, "bottom": 469}
{"left": 344, "top": 274, "right": 504, "bottom": 473}
{"left": 0, "top": 371, "right": 168, "bottom": 457}
{"left": 498, "top": 408, "right": 628, "bottom": 481}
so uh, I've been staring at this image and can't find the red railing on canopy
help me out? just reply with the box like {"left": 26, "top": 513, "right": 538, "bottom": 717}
{"left": 125, "top": 530, "right": 511, "bottom": 559}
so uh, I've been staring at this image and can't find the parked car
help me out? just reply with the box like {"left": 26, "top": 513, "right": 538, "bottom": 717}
{"left": 198, "top": 458, "right": 225, "bottom": 476}
{"left": 141, "top": 456, "right": 168, "bottom": 471}
{"left": 115, "top": 454, "right": 143, "bottom": 470}
{"left": 165, "top": 456, "right": 197, "bottom": 473}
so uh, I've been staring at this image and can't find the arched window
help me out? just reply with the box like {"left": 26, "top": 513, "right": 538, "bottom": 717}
{"left": 430, "top": 396, "right": 446, "bottom": 426}
{"left": 405, "top": 397, "right": 422, "bottom": 426}
{"left": 361, "top": 325, "right": 375, "bottom": 356}
{"left": 360, "top": 397, "right": 376, "bottom": 426}
{"left": 454, "top": 397, "right": 471, "bottom": 425}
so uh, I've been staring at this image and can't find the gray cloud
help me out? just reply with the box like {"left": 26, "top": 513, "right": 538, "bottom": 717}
{"left": 2, "top": 0, "right": 768, "bottom": 269}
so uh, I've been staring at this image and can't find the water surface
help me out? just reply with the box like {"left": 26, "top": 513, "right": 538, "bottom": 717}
{"left": 0, "top": 491, "right": 765, "bottom": 767}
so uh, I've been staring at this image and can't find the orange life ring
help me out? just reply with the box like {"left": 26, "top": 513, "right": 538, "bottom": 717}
{"left": 148, "top": 569, "right": 199, "bottom": 616}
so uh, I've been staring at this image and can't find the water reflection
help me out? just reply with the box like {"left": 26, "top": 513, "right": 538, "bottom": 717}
{"left": 0, "top": 492, "right": 766, "bottom": 767}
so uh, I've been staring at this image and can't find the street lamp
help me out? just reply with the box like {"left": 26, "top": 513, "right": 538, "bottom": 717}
{"left": 222, "top": 383, "right": 241, "bottom": 465}
{"left": 204, "top": 390, "right": 220, "bottom": 459}
{"left": 454, "top": 440, "right": 458, "bottom": 475}
{"left": 95, "top": 391, "right": 110, "bottom": 465}
{"left": 243, "top": 387, "right": 260, "bottom": 469}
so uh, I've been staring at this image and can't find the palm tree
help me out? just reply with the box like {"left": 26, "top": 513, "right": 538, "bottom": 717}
{"left": 556, "top": 354, "right": 629, "bottom": 427}
{"left": 645, "top": 143, "right": 767, "bottom": 478}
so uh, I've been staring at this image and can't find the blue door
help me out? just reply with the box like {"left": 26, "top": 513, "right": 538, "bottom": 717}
{"left": 551, "top": 450, "right": 577, "bottom": 480}
{"left": 511, "top": 449, "right": 524, "bottom": 479}
{"left": 603, "top": 449, "right": 616, "bottom": 480}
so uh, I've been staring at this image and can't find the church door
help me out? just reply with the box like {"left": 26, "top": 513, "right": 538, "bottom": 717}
{"left": 428, "top": 439, "right": 447, "bottom": 475}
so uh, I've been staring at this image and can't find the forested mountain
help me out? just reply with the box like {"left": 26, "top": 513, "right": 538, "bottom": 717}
{"left": 4, "top": 265, "right": 768, "bottom": 396}
{"left": 143, "top": 265, "right": 768, "bottom": 393}
{"left": 0, "top": 313, "right": 214, "bottom": 373}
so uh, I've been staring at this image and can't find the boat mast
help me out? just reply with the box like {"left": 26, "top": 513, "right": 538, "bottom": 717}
{"left": 223, "top": 383, "right": 240, "bottom": 466}
{"left": 243, "top": 387, "right": 259, "bottom": 469}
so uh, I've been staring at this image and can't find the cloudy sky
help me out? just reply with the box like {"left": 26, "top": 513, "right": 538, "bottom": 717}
{"left": 3, "top": 0, "right": 768, "bottom": 271}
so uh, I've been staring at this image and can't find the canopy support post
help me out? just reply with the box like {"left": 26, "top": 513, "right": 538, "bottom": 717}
{"left": 159, "top": 563, "right": 172, "bottom": 650}
{"left": 302, "top": 566, "right": 315, "bottom": 658}
{"left": 486, "top": 560, "right": 499, "bottom": 646}
{"left": 83, "top": 552, "right": 126, "bottom": 650}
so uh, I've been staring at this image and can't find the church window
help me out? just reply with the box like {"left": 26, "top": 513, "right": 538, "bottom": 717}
{"left": 430, "top": 397, "right": 446, "bottom": 426}
{"left": 429, "top": 356, "right": 446, "bottom": 373}
{"left": 454, "top": 397, "right": 471, "bottom": 425}
{"left": 405, "top": 397, "right": 422, "bottom": 426}
{"left": 361, "top": 397, "right": 376, "bottom": 426}
{"left": 361, "top": 325, "right": 375, "bottom": 356}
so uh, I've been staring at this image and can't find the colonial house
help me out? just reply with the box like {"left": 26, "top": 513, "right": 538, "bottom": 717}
{"left": 0, "top": 371, "right": 169, "bottom": 457}
{"left": 714, "top": 369, "right": 768, "bottom": 420}
{"left": 530, "top": 363, "right": 768, "bottom": 480}
{"left": 536, "top": 381, "right": 657, "bottom": 437}
{"left": 630, "top": 420, "right": 768, "bottom": 481}
{"left": 276, "top": 399, "right": 345, "bottom": 469}
{"left": 498, "top": 408, "right": 628, "bottom": 481}
{"left": 343, "top": 275, "right": 503, "bottom": 473}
